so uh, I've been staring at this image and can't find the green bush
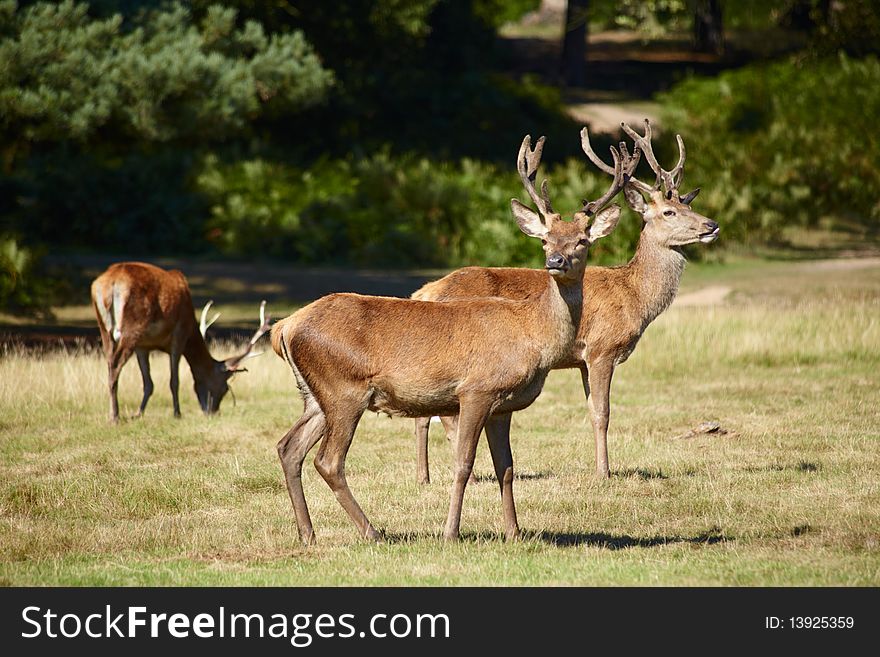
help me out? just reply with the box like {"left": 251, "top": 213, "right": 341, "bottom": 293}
{"left": 0, "top": 235, "right": 53, "bottom": 314}
{"left": 196, "top": 152, "right": 643, "bottom": 269}
{"left": 659, "top": 54, "right": 880, "bottom": 244}
{"left": 3, "top": 150, "right": 207, "bottom": 253}
{"left": 0, "top": 1, "right": 333, "bottom": 151}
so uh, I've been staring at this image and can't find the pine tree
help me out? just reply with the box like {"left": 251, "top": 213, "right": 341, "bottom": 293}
{"left": 0, "top": 0, "right": 333, "bottom": 168}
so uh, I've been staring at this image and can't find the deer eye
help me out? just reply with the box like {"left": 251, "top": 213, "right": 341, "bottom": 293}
{"left": 541, "top": 239, "right": 547, "bottom": 245}
{"left": 577, "top": 238, "right": 589, "bottom": 246}
{"left": 663, "top": 210, "right": 676, "bottom": 217}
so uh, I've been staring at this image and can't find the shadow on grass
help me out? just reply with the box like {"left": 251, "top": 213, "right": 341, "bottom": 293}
{"left": 529, "top": 526, "right": 729, "bottom": 549}
{"left": 613, "top": 467, "right": 668, "bottom": 480}
{"left": 381, "top": 526, "right": 731, "bottom": 549}
{"left": 742, "top": 461, "right": 821, "bottom": 474}
{"left": 473, "top": 471, "right": 554, "bottom": 483}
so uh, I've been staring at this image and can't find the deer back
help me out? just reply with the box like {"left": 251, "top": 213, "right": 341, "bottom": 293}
{"left": 412, "top": 266, "right": 550, "bottom": 302}
{"left": 272, "top": 282, "right": 577, "bottom": 418}
{"left": 91, "top": 262, "right": 197, "bottom": 350}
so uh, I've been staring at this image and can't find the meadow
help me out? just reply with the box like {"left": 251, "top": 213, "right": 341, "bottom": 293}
{"left": 1, "top": 256, "right": 878, "bottom": 586}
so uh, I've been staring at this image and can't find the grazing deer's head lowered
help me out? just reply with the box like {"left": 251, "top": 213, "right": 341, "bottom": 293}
{"left": 91, "top": 262, "right": 270, "bottom": 421}
{"left": 582, "top": 119, "right": 719, "bottom": 248}
{"left": 194, "top": 300, "right": 271, "bottom": 413}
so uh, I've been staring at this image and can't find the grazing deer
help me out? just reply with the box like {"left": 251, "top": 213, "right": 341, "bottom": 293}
{"left": 90, "top": 262, "right": 270, "bottom": 422}
{"left": 413, "top": 119, "right": 719, "bottom": 482}
{"left": 270, "top": 134, "right": 634, "bottom": 544}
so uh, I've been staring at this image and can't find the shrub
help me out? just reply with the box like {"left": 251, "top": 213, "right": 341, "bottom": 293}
{"left": 0, "top": 235, "right": 53, "bottom": 315}
{"left": 659, "top": 54, "right": 880, "bottom": 244}
{"left": 4, "top": 150, "right": 208, "bottom": 253}
{"left": 196, "top": 151, "right": 644, "bottom": 269}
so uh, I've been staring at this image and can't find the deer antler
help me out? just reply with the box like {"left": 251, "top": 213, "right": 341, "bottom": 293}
{"left": 621, "top": 118, "right": 686, "bottom": 197}
{"left": 579, "top": 126, "right": 641, "bottom": 214}
{"left": 225, "top": 300, "right": 271, "bottom": 372}
{"left": 199, "top": 300, "right": 221, "bottom": 338}
{"left": 517, "top": 135, "right": 555, "bottom": 222}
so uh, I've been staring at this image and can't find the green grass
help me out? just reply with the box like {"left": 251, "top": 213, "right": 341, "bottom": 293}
{"left": 1, "top": 257, "right": 879, "bottom": 585}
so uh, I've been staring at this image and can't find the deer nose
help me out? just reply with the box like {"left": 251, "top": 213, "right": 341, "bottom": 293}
{"left": 545, "top": 253, "right": 567, "bottom": 271}
{"left": 704, "top": 221, "right": 719, "bottom": 232}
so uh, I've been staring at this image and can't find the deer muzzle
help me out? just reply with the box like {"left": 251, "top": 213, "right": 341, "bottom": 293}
{"left": 545, "top": 253, "right": 569, "bottom": 275}
{"left": 699, "top": 220, "right": 720, "bottom": 243}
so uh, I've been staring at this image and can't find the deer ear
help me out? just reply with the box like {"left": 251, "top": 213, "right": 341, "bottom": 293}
{"left": 679, "top": 188, "right": 700, "bottom": 205}
{"left": 588, "top": 204, "right": 621, "bottom": 242}
{"left": 511, "top": 199, "right": 547, "bottom": 238}
{"left": 623, "top": 186, "right": 648, "bottom": 214}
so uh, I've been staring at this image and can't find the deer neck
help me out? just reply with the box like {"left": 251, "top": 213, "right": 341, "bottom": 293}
{"left": 542, "top": 273, "right": 583, "bottom": 366}
{"left": 626, "top": 236, "right": 686, "bottom": 326}
{"left": 183, "top": 330, "right": 219, "bottom": 382}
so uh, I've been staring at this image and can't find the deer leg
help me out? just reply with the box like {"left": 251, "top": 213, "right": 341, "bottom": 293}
{"left": 440, "top": 414, "right": 458, "bottom": 441}
{"left": 107, "top": 344, "right": 134, "bottom": 423}
{"left": 414, "top": 417, "right": 431, "bottom": 485}
{"left": 443, "top": 396, "right": 492, "bottom": 541}
{"left": 135, "top": 349, "right": 153, "bottom": 417}
{"left": 313, "top": 401, "right": 380, "bottom": 542}
{"left": 98, "top": 328, "right": 117, "bottom": 423}
{"left": 580, "top": 365, "right": 604, "bottom": 478}
{"left": 484, "top": 412, "right": 519, "bottom": 541}
{"left": 587, "top": 359, "right": 615, "bottom": 479}
{"left": 277, "top": 402, "right": 326, "bottom": 546}
{"left": 440, "top": 414, "right": 477, "bottom": 484}
{"left": 169, "top": 349, "right": 182, "bottom": 418}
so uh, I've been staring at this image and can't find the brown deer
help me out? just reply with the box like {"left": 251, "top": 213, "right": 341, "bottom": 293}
{"left": 270, "top": 134, "right": 634, "bottom": 544}
{"left": 413, "top": 119, "right": 719, "bottom": 483}
{"left": 90, "top": 262, "right": 270, "bottom": 422}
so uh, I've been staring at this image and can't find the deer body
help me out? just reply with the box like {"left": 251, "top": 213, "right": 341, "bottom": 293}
{"left": 413, "top": 243, "right": 684, "bottom": 369}
{"left": 412, "top": 235, "right": 687, "bottom": 482}
{"left": 272, "top": 236, "right": 590, "bottom": 544}
{"left": 414, "top": 120, "right": 719, "bottom": 482}
{"left": 91, "top": 262, "right": 268, "bottom": 422}
{"left": 278, "top": 286, "right": 578, "bottom": 419}
{"left": 271, "top": 134, "right": 629, "bottom": 544}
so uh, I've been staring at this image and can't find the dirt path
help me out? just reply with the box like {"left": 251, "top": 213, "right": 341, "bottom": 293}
{"left": 799, "top": 256, "right": 880, "bottom": 272}
{"left": 673, "top": 285, "right": 732, "bottom": 307}
{"left": 565, "top": 100, "right": 661, "bottom": 134}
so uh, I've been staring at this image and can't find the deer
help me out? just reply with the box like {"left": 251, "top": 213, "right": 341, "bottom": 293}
{"left": 270, "top": 133, "right": 635, "bottom": 544}
{"left": 90, "top": 261, "right": 271, "bottom": 422}
{"left": 412, "top": 119, "right": 719, "bottom": 484}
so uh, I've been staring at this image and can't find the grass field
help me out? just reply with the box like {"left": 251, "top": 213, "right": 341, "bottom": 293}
{"left": 1, "top": 256, "right": 878, "bottom": 585}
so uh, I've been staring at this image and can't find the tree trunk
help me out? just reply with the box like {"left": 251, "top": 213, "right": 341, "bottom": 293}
{"left": 561, "top": 0, "right": 588, "bottom": 87}
{"left": 694, "top": 0, "right": 724, "bottom": 55}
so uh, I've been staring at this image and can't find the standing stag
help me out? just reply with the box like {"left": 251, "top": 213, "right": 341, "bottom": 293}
{"left": 270, "top": 134, "right": 635, "bottom": 544}
{"left": 91, "top": 262, "right": 270, "bottom": 422}
{"left": 413, "top": 119, "right": 719, "bottom": 482}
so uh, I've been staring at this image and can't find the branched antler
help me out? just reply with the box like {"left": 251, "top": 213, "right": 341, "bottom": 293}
{"left": 199, "top": 300, "right": 220, "bottom": 338}
{"left": 517, "top": 135, "right": 555, "bottom": 221}
{"left": 225, "top": 301, "right": 271, "bottom": 372}
{"left": 579, "top": 126, "right": 641, "bottom": 214}
{"left": 620, "top": 118, "right": 686, "bottom": 197}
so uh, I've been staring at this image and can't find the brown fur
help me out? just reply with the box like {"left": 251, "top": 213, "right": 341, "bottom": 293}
{"left": 91, "top": 262, "right": 261, "bottom": 421}
{"left": 413, "top": 189, "right": 718, "bottom": 481}
{"left": 271, "top": 202, "right": 623, "bottom": 544}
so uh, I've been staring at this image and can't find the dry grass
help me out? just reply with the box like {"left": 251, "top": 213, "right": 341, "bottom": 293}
{"left": 0, "top": 257, "right": 878, "bottom": 585}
